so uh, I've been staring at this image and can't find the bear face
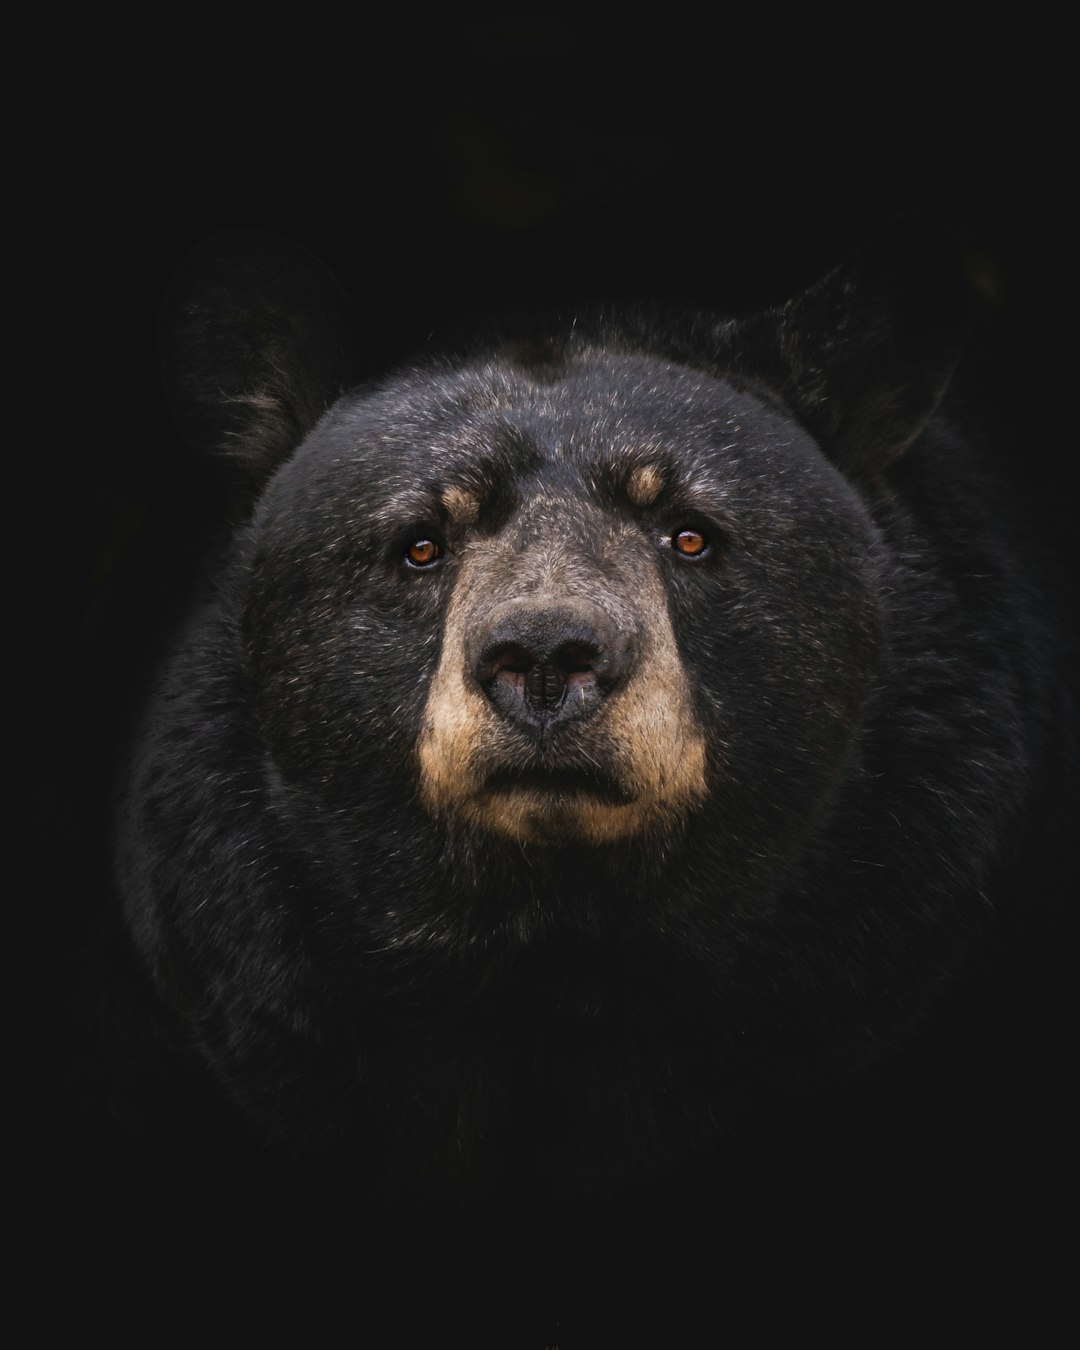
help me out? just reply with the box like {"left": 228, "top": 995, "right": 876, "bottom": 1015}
{"left": 247, "top": 351, "right": 880, "bottom": 865}
{"left": 118, "top": 230, "right": 1072, "bottom": 1213}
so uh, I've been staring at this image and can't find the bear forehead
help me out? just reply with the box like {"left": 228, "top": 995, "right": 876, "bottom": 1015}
{"left": 331, "top": 348, "right": 784, "bottom": 455}
{"left": 280, "top": 346, "right": 818, "bottom": 520}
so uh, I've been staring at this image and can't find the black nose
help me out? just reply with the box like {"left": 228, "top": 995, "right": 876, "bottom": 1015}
{"left": 474, "top": 605, "right": 629, "bottom": 739}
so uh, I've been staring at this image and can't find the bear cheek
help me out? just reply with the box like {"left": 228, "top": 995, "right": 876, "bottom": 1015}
{"left": 718, "top": 581, "right": 880, "bottom": 842}
{"left": 245, "top": 620, "right": 332, "bottom": 777}
{"left": 245, "top": 577, "right": 434, "bottom": 791}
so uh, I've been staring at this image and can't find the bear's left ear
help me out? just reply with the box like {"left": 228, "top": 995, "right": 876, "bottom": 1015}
{"left": 160, "top": 231, "right": 359, "bottom": 485}
{"left": 718, "top": 228, "right": 972, "bottom": 483}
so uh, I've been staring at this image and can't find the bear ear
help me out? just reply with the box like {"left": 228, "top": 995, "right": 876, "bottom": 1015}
{"left": 160, "top": 231, "right": 358, "bottom": 484}
{"left": 720, "top": 227, "right": 972, "bottom": 482}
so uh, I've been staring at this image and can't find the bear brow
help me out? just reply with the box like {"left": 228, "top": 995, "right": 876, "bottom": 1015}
{"left": 431, "top": 425, "right": 542, "bottom": 525}
{"left": 589, "top": 449, "right": 675, "bottom": 509}
{"left": 441, "top": 484, "right": 481, "bottom": 527}
{"left": 365, "top": 419, "right": 541, "bottom": 534}
{"left": 368, "top": 486, "right": 441, "bottom": 535}
{"left": 371, "top": 458, "right": 525, "bottom": 535}
{"left": 625, "top": 461, "right": 666, "bottom": 507}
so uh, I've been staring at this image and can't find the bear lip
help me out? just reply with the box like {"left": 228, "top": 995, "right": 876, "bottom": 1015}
{"left": 482, "top": 765, "right": 635, "bottom": 805}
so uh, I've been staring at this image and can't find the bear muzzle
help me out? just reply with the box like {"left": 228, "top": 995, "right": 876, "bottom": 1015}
{"left": 418, "top": 540, "right": 707, "bottom": 844}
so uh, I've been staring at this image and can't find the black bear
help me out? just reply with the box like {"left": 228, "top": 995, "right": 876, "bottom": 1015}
{"left": 109, "top": 229, "right": 1074, "bottom": 1327}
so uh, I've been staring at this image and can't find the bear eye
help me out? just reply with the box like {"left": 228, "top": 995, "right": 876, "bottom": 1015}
{"left": 405, "top": 538, "right": 443, "bottom": 568}
{"left": 671, "top": 528, "right": 710, "bottom": 559}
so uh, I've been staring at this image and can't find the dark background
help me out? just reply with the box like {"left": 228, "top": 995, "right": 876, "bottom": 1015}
{"left": 44, "top": 21, "right": 1074, "bottom": 670}
{"left": 29, "top": 20, "right": 1075, "bottom": 1343}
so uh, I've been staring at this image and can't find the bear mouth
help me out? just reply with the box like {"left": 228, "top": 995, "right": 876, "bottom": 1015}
{"left": 483, "top": 766, "right": 634, "bottom": 806}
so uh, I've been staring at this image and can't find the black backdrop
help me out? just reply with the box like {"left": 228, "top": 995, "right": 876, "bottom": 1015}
{"left": 29, "top": 21, "right": 1076, "bottom": 1344}
{"left": 43, "top": 22, "right": 1075, "bottom": 652}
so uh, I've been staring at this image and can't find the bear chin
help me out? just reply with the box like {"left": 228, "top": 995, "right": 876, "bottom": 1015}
{"left": 462, "top": 780, "right": 663, "bottom": 847}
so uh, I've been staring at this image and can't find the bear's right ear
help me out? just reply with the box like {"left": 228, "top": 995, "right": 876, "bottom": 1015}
{"left": 160, "top": 231, "right": 358, "bottom": 484}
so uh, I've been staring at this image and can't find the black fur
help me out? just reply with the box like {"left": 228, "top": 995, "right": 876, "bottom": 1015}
{"left": 98, "top": 229, "right": 1076, "bottom": 1332}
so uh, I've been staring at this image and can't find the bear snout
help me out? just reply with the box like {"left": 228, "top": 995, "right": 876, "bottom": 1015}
{"left": 470, "top": 603, "right": 632, "bottom": 740}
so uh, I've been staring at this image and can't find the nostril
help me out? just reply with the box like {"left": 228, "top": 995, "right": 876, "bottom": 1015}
{"left": 487, "top": 643, "right": 535, "bottom": 687}
{"left": 555, "top": 642, "right": 598, "bottom": 676}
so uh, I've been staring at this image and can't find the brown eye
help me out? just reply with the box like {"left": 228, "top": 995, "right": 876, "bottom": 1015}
{"left": 672, "top": 528, "right": 709, "bottom": 558}
{"left": 405, "top": 538, "right": 442, "bottom": 568}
